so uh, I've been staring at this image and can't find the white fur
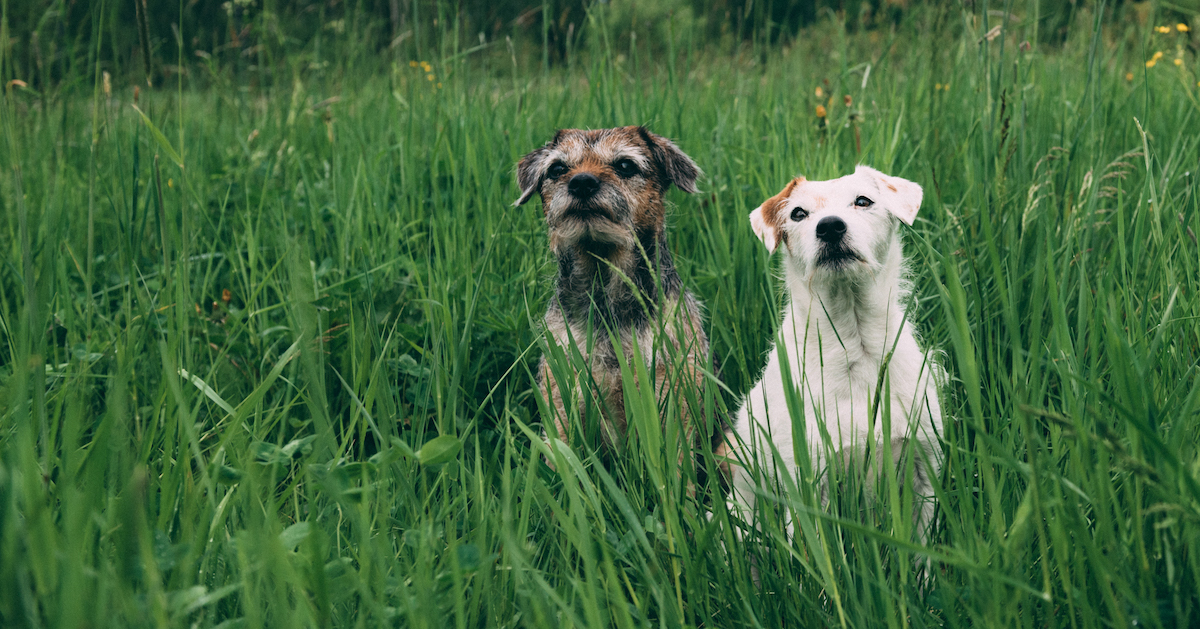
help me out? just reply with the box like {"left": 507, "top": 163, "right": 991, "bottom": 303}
{"left": 728, "top": 165, "right": 944, "bottom": 540}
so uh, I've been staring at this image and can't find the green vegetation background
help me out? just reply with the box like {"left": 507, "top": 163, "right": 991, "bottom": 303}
{"left": 2, "top": 0, "right": 1200, "bottom": 627}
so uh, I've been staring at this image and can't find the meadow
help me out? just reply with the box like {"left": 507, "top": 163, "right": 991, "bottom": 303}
{"left": 2, "top": 1, "right": 1200, "bottom": 626}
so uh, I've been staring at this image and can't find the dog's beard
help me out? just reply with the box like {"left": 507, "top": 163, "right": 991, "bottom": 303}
{"left": 547, "top": 193, "right": 636, "bottom": 253}
{"left": 814, "top": 242, "right": 865, "bottom": 269}
{"left": 801, "top": 240, "right": 878, "bottom": 289}
{"left": 552, "top": 218, "right": 635, "bottom": 251}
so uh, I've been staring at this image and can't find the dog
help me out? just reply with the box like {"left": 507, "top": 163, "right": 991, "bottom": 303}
{"left": 515, "top": 126, "right": 722, "bottom": 470}
{"left": 723, "top": 165, "right": 944, "bottom": 541}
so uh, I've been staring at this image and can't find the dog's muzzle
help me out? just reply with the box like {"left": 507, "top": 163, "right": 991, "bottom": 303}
{"left": 814, "top": 216, "right": 863, "bottom": 267}
{"left": 558, "top": 173, "right": 616, "bottom": 221}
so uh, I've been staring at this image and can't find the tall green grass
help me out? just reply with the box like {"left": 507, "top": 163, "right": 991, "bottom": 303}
{"left": 2, "top": 1, "right": 1200, "bottom": 627}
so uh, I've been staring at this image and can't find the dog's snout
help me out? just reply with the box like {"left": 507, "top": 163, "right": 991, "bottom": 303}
{"left": 568, "top": 172, "right": 601, "bottom": 199}
{"left": 815, "top": 216, "right": 847, "bottom": 243}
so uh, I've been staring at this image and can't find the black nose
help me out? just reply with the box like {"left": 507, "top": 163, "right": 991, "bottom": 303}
{"left": 567, "top": 172, "right": 601, "bottom": 199}
{"left": 815, "top": 216, "right": 847, "bottom": 243}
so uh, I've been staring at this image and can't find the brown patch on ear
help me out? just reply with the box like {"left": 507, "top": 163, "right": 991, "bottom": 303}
{"left": 760, "top": 177, "right": 803, "bottom": 239}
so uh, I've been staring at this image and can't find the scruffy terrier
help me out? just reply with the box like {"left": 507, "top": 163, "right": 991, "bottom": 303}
{"left": 514, "top": 126, "right": 718, "bottom": 468}
{"left": 724, "top": 166, "right": 944, "bottom": 540}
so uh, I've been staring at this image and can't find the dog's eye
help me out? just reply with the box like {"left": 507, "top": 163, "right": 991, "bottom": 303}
{"left": 613, "top": 158, "right": 640, "bottom": 178}
{"left": 854, "top": 196, "right": 874, "bottom": 208}
{"left": 547, "top": 163, "right": 568, "bottom": 179}
{"left": 790, "top": 207, "right": 809, "bottom": 222}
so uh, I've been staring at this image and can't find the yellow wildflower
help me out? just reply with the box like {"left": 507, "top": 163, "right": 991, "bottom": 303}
{"left": 1175, "top": 58, "right": 1183, "bottom": 66}
{"left": 427, "top": 73, "right": 435, "bottom": 81}
{"left": 935, "top": 83, "right": 942, "bottom": 90}
{"left": 421, "top": 61, "right": 432, "bottom": 72}
{"left": 1156, "top": 26, "right": 1171, "bottom": 34}
{"left": 1125, "top": 72, "right": 1134, "bottom": 81}
{"left": 409, "top": 61, "right": 418, "bottom": 68}
{"left": 815, "top": 105, "right": 827, "bottom": 118}
{"left": 437, "top": 83, "right": 443, "bottom": 89}
{"left": 815, "top": 87, "right": 824, "bottom": 98}
{"left": 1146, "top": 51, "right": 1163, "bottom": 67}
{"left": 1177, "top": 23, "right": 1189, "bottom": 32}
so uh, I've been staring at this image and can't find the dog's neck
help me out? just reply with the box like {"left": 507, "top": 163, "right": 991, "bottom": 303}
{"left": 552, "top": 229, "right": 680, "bottom": 329}
{"left": 781, "top": 247, "right": 908, "bottom": 369}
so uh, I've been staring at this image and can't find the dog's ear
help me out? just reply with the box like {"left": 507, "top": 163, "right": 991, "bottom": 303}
{"left": 749, "top": 205, "right": 778, "bottom": 253}
{"left": 855, "top": 165, "right": 923, "bottom": 225}
{"left": 639, "top": 127, "right": 701, "bottom": 193}
{"left": 748, "top": 178, "right": 801, "bottom": 254}
{"left": 514, "top": 144, "right": 553, "bottom": 207}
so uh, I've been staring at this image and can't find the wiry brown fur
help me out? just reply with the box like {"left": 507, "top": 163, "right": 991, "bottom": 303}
{"left": 516, "top": 126, "right": 724, "bottom": 473}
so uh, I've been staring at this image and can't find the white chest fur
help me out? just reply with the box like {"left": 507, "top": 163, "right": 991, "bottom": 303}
{"left": 728, "top": 282, "right": 944, "bottom": 527}
{"left": 727, "top": 166, "right": 945, "bottom": 536}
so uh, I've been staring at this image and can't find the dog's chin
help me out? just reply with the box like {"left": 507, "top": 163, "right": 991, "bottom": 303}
{"left": 808, "top": 246, "right": 870, "bottom": 281}
{"left": 550, "top": 216, "right": 635, "bottom": 254}
{"left": 816, "top": 245, "right": 865, "bottom": 268}
{"left": 561, "top": 202, "right": 616, "bottom": 222}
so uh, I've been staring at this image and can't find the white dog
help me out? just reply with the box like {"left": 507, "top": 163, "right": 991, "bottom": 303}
{"left": 724, "top": 165, "right": 944, "bottom": 541}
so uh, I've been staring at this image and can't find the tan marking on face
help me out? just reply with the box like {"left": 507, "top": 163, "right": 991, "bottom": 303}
{"left": 572, "top": 129, "right": 663, "bottom": 234}
{"left": 542, "top": 128, "right": 665, "bottom": 232}
{"left": 885, "top": 182, "right": 898, "bottom": 193}
{"left": 761, "top": 177, "right": 804, "bottom": 235}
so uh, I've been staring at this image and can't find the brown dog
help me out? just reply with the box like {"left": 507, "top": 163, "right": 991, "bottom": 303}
{"left": 515, "top": 126, "right": 719, "bottom": 468}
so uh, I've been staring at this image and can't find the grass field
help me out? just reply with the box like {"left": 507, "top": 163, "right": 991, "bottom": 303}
{"left": 3, "top": 1, "right": 1200, "bottom": 627}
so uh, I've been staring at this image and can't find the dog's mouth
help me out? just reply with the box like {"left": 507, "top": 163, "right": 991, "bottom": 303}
{"left": 549, "top": 206, "right": 636, "bottom": 253}
{"left": 561, "top": 202, "right": 615, "bottom": 221}
{"left": 816, "top": 244, "right": 865, "bottom": 268}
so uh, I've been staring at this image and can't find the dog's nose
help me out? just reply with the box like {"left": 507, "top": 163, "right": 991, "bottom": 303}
{"left": 815, "top": 216, "right": 847, "bottom": 243}
{"left": 567, "top": 172, "right": 601, "bottom": 199}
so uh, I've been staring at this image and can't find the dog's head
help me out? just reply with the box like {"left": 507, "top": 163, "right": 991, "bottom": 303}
{"left": 514, "top": 126, "right": 700, "bottom": 253}
{"left": 749, "top": 166, "right": 922, "bottom": 283}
